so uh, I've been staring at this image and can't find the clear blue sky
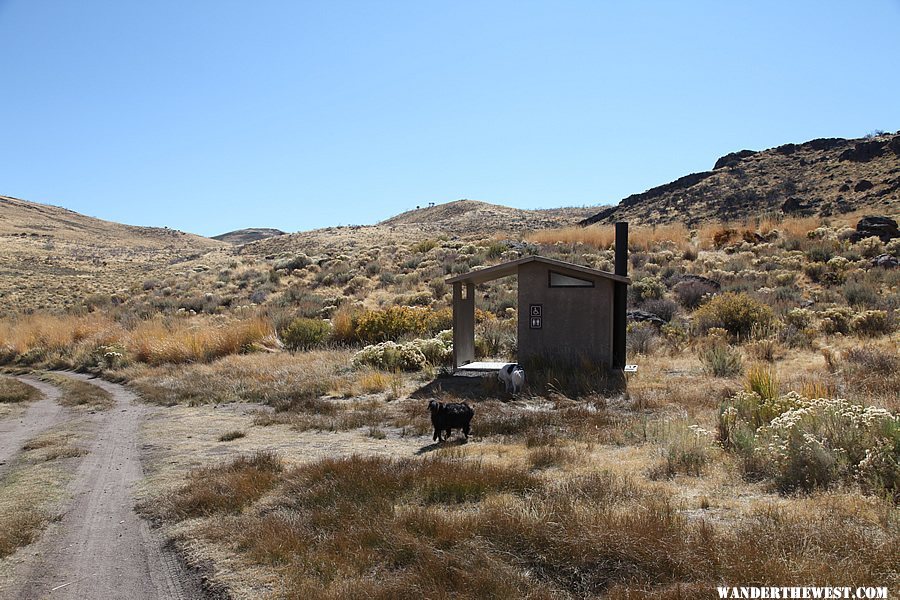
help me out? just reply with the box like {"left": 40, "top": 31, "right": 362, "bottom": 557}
{"left": 2, "top": 1, "right": 899, "bottom": 236}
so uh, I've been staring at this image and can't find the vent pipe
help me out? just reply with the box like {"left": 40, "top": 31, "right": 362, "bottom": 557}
{"left": 612, "top": 222, "right": 628, "bottom": 369}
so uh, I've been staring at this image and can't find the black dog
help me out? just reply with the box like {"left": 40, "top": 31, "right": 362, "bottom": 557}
{"left": 427, "top": 400, "right": 474, "bottom": 442}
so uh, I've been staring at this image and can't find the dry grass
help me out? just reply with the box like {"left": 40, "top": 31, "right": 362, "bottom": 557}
{"left": 0, "top": 425, "right": 83, "bottom": 557}
{"left": 40, "top": 373, "right": 115, "bottom": 410}
{"left": 123, "top": 350, "right": 353, "bottom": 406}
{"left": 0, "top": 376, "right": 39, "bottom": 403}
{"left": 218, "top": 430, "right": 246, "bottom": 442}
{"left": 158, "top": 451, "right": 283, "bottom": 520}
{"left": 22, "top": 430, "right": 87, "bottom": 461}
{"left": 129, "top": 315, "right": 274, "bottom": 366}
{"left": 527, "top": 223, "right": 691, "bottom": 252}
{"left": 0, "top": 313, "right": 123, "bottom": 358}
{"left": 0, "top": 312, "right": 276, "bottom": 369}
{"left": 149, "top": 452, "right": 898, "bottom": 599}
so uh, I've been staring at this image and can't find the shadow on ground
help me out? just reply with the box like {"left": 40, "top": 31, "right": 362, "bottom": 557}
{"left": 410, "top": 373, "right": 504, "bottom": 400}
{"left": 415, "top": 438, "right": 468, "bottom": 455}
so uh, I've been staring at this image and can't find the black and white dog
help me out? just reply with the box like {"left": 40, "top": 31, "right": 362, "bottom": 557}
{"left": 498, "top": 363, "right": 526, "bottom": 394}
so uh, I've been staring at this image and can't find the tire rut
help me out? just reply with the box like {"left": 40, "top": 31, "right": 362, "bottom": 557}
{"left": 2, "top": 373, "right": 207, "bottom": 600}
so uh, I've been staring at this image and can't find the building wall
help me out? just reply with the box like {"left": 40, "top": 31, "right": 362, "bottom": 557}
{"left": 516, "top": 262, "right": 614, "bottom": 366}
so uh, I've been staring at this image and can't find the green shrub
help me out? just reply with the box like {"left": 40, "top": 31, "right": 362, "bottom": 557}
{"left": 282, "top": 318, "right": 332, "bottom": 350}
{"left": 631, "top": 276, "right": 666, "bottom": 302}
{"left": 694, "top": 292, "right": 774, "bottom": 338}
{"left": 351, "top": 306, "right": 450, "bottom": 344}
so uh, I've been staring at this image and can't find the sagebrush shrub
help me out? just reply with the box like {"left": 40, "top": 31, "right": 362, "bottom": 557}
{"left": 694, "top": 292, "right": 774, "bottom": 338}
{"left": 642, "top": 298, "right": 678, "bottom": 322}
{"left": 630, "top": 276, "right": 666, "bottom": 304}
{"left": 674, "top": 279, "right": 717, "bottom": 309}
{"left": 698, "top": 341, "right": 743, "bottom": 377}
{"left": 626, "top": 322, "right": 658, "bottom": 355}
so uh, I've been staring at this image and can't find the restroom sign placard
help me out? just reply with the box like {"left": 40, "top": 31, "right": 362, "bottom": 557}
{"left": 529, "top": 304, "right": 542, "bottom": 329}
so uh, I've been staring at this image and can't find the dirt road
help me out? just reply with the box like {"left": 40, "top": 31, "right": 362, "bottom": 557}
{"left": 0, "top": 377, "right": 68, "bottom": 476}
{"left": 1, "top": 373, "right": 205, "bottom": 600}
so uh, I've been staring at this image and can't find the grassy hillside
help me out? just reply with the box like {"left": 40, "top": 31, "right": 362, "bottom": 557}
{"left": 0, "top": 195, "right": 225, "bottom": 314}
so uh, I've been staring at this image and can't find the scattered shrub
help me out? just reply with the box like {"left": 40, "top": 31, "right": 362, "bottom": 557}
{"left": 842, "top": 281, "right": 880, "bottom": 308}
{"left": 694, "top": 292, "right": 774, "bottom": 338}
{"left": 627, "top": 322, "right": 658, "bottom": 355}
{"left": 819, "top": 307, "right": 853, "bottom": 334}
{"left": 850, "top": 310, "right": 894, "bottom": 337}
{"left": 631, "top": 276, "right": 666, "bottom": 302}
{"left": 642, "top": 298, "right": 678, "bottom": 322}
{"left": 698, "top": 341, "right": 743, "bottom": 377}
{"left": 757, "top": 397, "right": 898, "bottom": 496}
{"left": 674, "top": 279, "right": 717, "bottom": 309}
{"left": 855, "top": 236, "right": 884, "bottom": 258}
{"left": 274, "top": 254, "right": 311, "bottom": 273}
{"left": 281, "top": 317, "right": 332, "bottom": 351}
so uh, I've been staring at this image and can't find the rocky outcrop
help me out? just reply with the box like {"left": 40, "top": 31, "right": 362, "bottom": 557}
{"left": 714, "top": 149, "right": 757, "bottom": 170}
{"left": 627, "top": 310, "right": 666, "bottom": 327}
{"left": 871, "top": 254, "right": 899, "bottom": 269}
{"left": 849, "top": 216, "right": 899, "bottom": 243}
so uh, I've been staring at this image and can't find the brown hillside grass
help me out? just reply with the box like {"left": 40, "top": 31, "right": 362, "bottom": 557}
{"left": 527, "top": 223, "right": 692, "bottom": 252}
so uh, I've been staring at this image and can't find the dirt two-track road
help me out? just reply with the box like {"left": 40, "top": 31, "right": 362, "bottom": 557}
{"left": 0, "top": 373, "right": 206, "bottom": 600}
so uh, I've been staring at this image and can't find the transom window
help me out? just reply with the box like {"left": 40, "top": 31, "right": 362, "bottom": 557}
{"left": 548, "top": 270, "right": 594, "bottom": 288}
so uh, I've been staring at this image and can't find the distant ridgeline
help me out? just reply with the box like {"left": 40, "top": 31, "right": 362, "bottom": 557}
{"left": 582, "top": 132, "right": 900, "bottom": 226}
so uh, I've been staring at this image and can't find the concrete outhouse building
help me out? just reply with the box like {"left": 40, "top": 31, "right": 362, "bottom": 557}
{"left": 446, "top": 223, "right": 631, "bottom": 371}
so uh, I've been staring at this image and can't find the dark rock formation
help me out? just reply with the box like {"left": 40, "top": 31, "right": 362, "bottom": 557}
{"left": 627, "top": 310, "right": 666, "bottom": 327}
{"left": 714, "top": 149, "right": 757, "bottom": 170}
{"left": 839, "top": 140, "right": 887, "bottom": 162}
{"left": 871, "top": 254, "right": 899, "bottom": 269}
{"left": 850, "top": 216, "right": 899, "bottom": 243}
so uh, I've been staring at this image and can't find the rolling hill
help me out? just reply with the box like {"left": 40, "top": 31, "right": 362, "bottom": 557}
{"left": 0, "top": 195, "right": 225, "bottom": 313}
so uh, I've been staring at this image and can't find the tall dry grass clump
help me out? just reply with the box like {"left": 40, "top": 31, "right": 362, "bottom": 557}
{"left": 128, "top": 315, "right": 273, "bottom": 365}
{"left": 527, "top": 223, "right": 691, "bottom": 252}
{"left": 0, "top": 313, "right": 123, "bottom": 363}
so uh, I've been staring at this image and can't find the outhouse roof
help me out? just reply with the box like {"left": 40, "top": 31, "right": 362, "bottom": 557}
{"left": 445, "top": 256, "right": 631, "bottom": 286}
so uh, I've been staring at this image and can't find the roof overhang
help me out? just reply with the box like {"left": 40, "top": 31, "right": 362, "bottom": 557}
{"left": 446, "top": 256, "right": 630, "bottom": 286}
